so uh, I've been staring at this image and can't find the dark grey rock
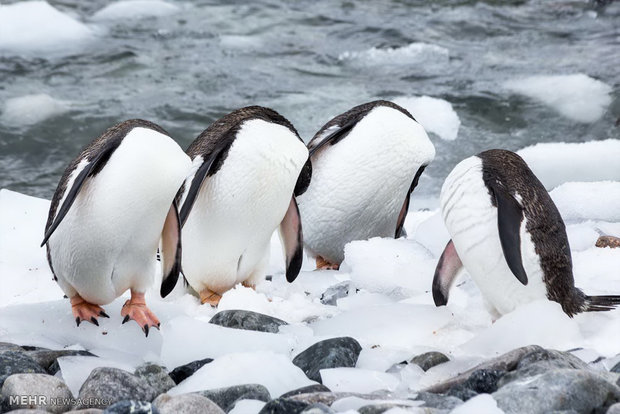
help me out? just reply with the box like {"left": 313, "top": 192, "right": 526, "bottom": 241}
{"left": 77, "top": 368, "right": 158, "bottom": 409}
{"left": 462, "top": 369, "right": 505, "bottom": 394}
{"left": 198, "top": 384, "right": 271, "bottom": 412}
{"left": 0, "top": 342, "right": 25, "bottom": 353}
{"left": 102, "top": 400, "right": 158, "bottom": 413}
{"left": 446, "top": 385, "right": 478, "bottom": 402}
{"left": 209, "top": 310, "right": 288, "bottom": 333}
{"left": 493, "top": 369, "right": 620, "bottom": 414}
{"left": 66, "top": 410, "right": 104, "bottom": 414}
{"left": 610, "top": 361, "right": 620, "bottom": 373}
{"left": 410, "top": 352, "right": 450, "bottom": 372}
{"left": 168, "top": 358, "right": 213, "bottom": 384}
{"left": 1, "top": 373, "right": 73, "bottom": 413}
{"left": 607, "top": 402, "right": 620, "bottom": 414}
{"left": 1, "top": 409, "right": 48, "bottom": 413}
{"left": 27, "top": 350, "right": 96, "bottom": 373}
{"left": 320, "top": 282, "right": 350, "bottom": 306}
{"left": 292, "top": 337, "right": 362, "bottom": 383}
{"left": 0, "top": 351, "right": 46, "bottom": 388}
{"left": 134, "top": 363, "right": 175, "bottom": 396}
{"left": 258, "top": 398, "right": 309, "bottom": 414}
{"left": 358, "top": 403, "right": 422, "bottom": 414}
{"left": 281, "top": 385, "right": 331, "bottom": 399}
{"left": 422, "top": 345, "right": 543, "bottom": 394}
{"left": 153, "top": 393, "right": 224, "bottom": 414}
{"left": 300, "top": 403, "right": 335, "bottom": 413}
{"left": 499, "top": 349, "right": 589, "bottom": 387}
{"left": 414, "top": 391, "right": 462, "bottom": 410}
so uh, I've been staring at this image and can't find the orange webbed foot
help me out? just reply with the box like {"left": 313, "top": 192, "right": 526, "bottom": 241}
{"left": 316, "top": 256, "right": 340, "bottom": 271}
{"left": 200, "top": 288, "right": 222, "bottom": 307}
{"left": 120, "top": 291, "right": 160, "bottom": 337}
{"left": 71, "top": 295, "right": 109, "bottom": 327}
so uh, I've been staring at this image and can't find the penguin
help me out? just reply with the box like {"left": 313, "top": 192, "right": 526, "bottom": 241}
{"left": 42, "top": 120, "right": 191, "bottom": 335}
{"left": 178, "top": 106, "right": 310, "bottom": 306}
{"left": 432, "top": 149, "right": 620, "bottom": 317}
{"left": 296, "top": 100, "right": 436, "bottom": 270}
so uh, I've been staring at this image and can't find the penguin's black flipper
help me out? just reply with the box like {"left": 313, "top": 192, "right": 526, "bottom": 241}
{"left": 160, "top": 200, "right": 183, "bottom": 298}
{"left": 395, "top": 165, "right": 427, "bottom": 239}
{"left": 41, "top": 138, "right": 123, "bottom": 247}
{"left": 432, "top": 239, "right": 463, "bottom": 306}
{"left": 179, "top": 141, "right": 231, "bottom": 227}
{"left": 491, "top": 185, "right": 529, "bottom": 286}
{"left": 279, "top": 197, "right": 303, "bottom": 283}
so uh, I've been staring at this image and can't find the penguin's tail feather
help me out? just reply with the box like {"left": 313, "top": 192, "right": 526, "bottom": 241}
{"left": 583, "top": 295, "right": 620, "bottom": 312}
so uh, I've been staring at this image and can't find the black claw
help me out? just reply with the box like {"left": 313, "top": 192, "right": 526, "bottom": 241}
{"left": 99, "top": 311, "right": 110, "bottom": 318}
{"left": 122, "top": 315, "right": 130, "bottom": 324}
{"left": 76, "top": 317, "right": 81, "bottom": 327}
{"left": 90, "top": 317, "right": 99, "bottom": 326}
{"left": 157, "top": 323, "right": 161, "bottom": 329}
{"left": 144, "top": 324, "right": 149, "bottom": 337}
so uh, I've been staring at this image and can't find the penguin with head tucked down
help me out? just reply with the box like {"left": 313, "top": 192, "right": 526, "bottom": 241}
{"left": 296, "top": 100, "right": 436, "bottom": 270}
{"left": 42, "top": 120, "right": 191, "bottom": 336}
{"left": 433, "top": 149, "right": 620, "bottom": 317}
{"left": 178, "top": 106, "right": 310, "bottom": 306}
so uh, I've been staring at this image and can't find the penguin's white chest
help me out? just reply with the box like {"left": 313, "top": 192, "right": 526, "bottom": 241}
{"left": 181, "top": 120, "right": 308, "bottom": 293}
{"left": 48, "top": 128, "right": 191, "bottom": 304}
{"left": 298, "top": 106, "right": 435, "bottom": 263}
{"left": 440, "top": 156, "right": 547, "bottom": 315}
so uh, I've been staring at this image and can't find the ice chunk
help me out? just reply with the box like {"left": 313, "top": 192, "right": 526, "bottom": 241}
{"left": 229, "top": 400, "right": 266, "bottom": 414}
{"left": 450, "top": 394, "right": 504, "bottom": 414}
{"left": 518, "top": 139, "right": 620, "bottom": 190}
{"left": 321, "top": 368, "right": 399, "bottom": 393}
{"left": 1, "top": 94, "right": 69, "bottom": 127}
{"left": 168, "top": 351, "right": 316, "bottom": 397}
{"left": 58, "top": 355, "right": 133, "bottom": 397}
{"left": 331, "top": 396, "right": 422, "bottom": 412}
{"left": 0, "top": 1, "right": 95, "bottom": 56}
{"left": 339, "top": 43, "right": 449, "bottom": 66}
{"left": 504, "top": 74, "right": 612, "bottom": 123}
{"left": 393, "top": 96, "right": 461, "bottom": 141}
{"left": 550, "top": 181, "right": 620, "bottom": 222}
{"left": 91, "top": 0, "right": 179, "bottom": 21}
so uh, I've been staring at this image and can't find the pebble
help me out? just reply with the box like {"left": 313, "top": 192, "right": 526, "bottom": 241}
{"left": 77, "top": 367, "right": 158, "bottom": 410}
{"left": 1, "top": 373, "right": 73, "bottom": 413}
{"left": 209, "top": 310, "right": 288, "bottom": 333}
{"left": 0, "top": 351, "right": 46, "bottom": 388}
{"left": 320, "top": 282, "right": 351, "bottom": 306}
{"left": 27, "top": 350, "right": 96, "bottom": 374}
{"left": 258, "top": 397, "right": 309, "bottom": 414}
{"left": 102, "top": 400, "right": 158, "bottom": 413}
{"left": 153, "top": 393, "right": 224, "bottom": 414}
{"left": 168, "top": 358, "right": 214, "bottom": 384}
{"left": 410, "top": 352, "right": 450, "bottom": 372}
{"left": 134, "top": 363, "right": 175, "bottom": 396}
{"left": 281, "top": 384, "right": 331, "bottom": 398}
{"left": 198, "top": 384, "right": 271, "bottom": 412}
{"left": 292, "top": 337, "right": 362, "bottom": 382}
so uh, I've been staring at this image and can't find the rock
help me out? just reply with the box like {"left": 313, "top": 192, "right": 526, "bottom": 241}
{"left": 197, "top": 384, "right": 271, "bottom": 412}
{"left": 168, "top": 358, "right": 213, "bottom": 384}
{"left": 134, "top": 363, "right": 175, "bottom": 396}
{"left": 414, "top": 391, "right": 463, "bottom": 410}
{"left": 498, "top": 349, "right": 588, "bottom": 387}
{"left": 153, "top": 393, "right": 224, "bottom": 414}
{"left": 66, "top": 410, "right": 104, "bottom": 414}
{"left": 611, "top": 361, "right": 620, "bottom": 373}
{"left": 77, "top": 367, "right": 158, "bottom": 409}
{"left": 300, "top": 403, "right": 334, "bottom": 413}
{"left": 423, "top": 345, "right": 543, "bottom": 393}
{"left": 462, "top": 369, "right": 505, "bottom": 394}
{"left": 0, "top": 351, "right": 46, "bottom": 387}
{"left": 0, "top": 410, "right": 49, "bottom": 413}
{"left": 281, "top": 385, "right": 331, "bottom": 398}
{"left": 493, "top": 369, "right": 620, "bottom": 414}
{"left": 102, "top": 400, "right": 157, "bottom": 413}
{"left": 0, "top": 343, "right": 25, "bottom": 353}
{"left": 209, "top": 310, "right": 288, "bottom": 333}
{"left": 27, "top": 350, "right": 96, "bottom": 374}
{"left": 357, "top": 403, "right": 422, "bottom": 414}
{"left": 410, "top": 352, "right": 450, "bottom": 372}
{"left": 292, "top": 337, "right": 362, "bottom": 383}
{"left": 446, "top": 385, "right": 478, "bottom": 402}
{"left": 2, "top": 373, "right": 74, "bottom": 413}
{"left": 596, "top": 235, "right": 620, "bottom": 248}
{"left": 258, "top": 398, "right": 309, "bottom": 414}
{"left": 320, "top": 282, "right": 351, "bottom": 306}
{"left": 607, "top": 402, "right": 620, "bottom": 414}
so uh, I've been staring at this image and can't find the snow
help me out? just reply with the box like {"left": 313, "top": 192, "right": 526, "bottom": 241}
{"left": 0, "top": 1, "right": 95, "bottom": 56}
{"left": 339, "top": 43, "right": 449, "bottom": 67}
{"left": 168, "top": 351, "right": 316, "bottom": 397}
{"left": 91, "top": 0, "right": 180, "bottom": 21}
{"left": 1, "top": 158, "right": 620, "bottom": 413}
{"left": 229, "top": 400, "right": 267, "bottom": 414}
{"left": 517, "top": 139, "right": 620, "bottom": 190}
{"left": 450, "top": 394, "right": 504, "bottom": 414}
{"left": 393, "top": 96, "right": 461, "bottom": 141}
{"left": 1, "top": 94, "right": 70, "bottom": 128}
{"left": 504, "top": 74, "right": 612, "bottom": 123}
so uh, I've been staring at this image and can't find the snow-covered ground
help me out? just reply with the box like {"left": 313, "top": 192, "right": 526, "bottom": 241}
{"left": 1, "top": 140, "right": 619, "bottom": 412}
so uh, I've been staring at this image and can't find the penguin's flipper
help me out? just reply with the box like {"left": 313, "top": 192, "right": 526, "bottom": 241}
{"left": 308, "top": 120, "right": 357, "bottom": 156}
{"left": 432, "top": 239, "right": 463, "bottom": 306}
{"left": 179, "top": 142, "right": 230, "bottom": 226}
{"left": 160, "top": 200, "right": 182, "bottom": 298}
{"left": 395, "top": 165, "right": 427, "bottom": 238}
{"left": 491, "top": 185, "right": 528, "bottom": 285}
{"left": 279, "top": 197, "right": 303, "bottom": 283}
{"left": 41, "top": 139, "right": 123, "bottom": 247}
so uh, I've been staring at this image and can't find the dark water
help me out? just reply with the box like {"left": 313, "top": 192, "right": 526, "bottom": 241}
{"left": 0, "top": 0, "right": 618, "bottom": 200}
